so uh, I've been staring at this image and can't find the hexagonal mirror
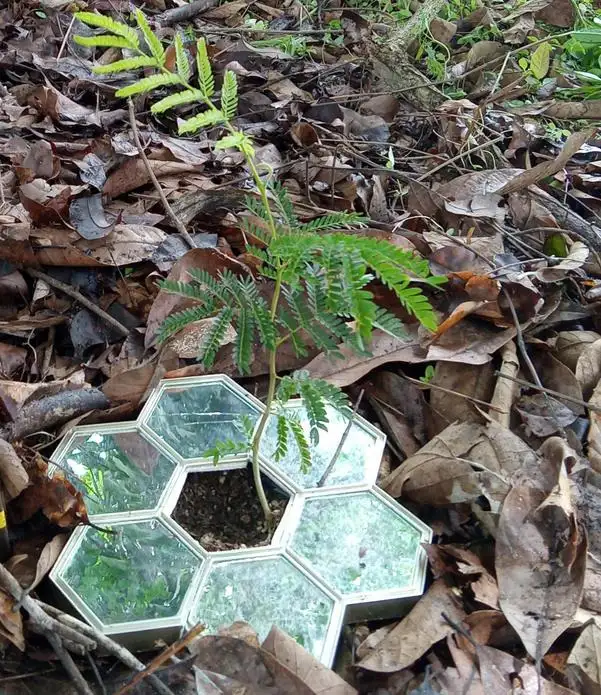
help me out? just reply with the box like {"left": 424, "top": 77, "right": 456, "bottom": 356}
{"left": 52, "top": 426, "right": 177, "bottom": 517}
{"left": 142, "top": 377, "right": 263, "bottom": 461}
{"left": 58, "top": 519, "right": 201, "bottom": 625}
{"left": 190, "top": 554, "right": 336, "bottom": 660}
{"left": 289, "top": 490, "right": 425, "bottom": 596}
{"left": 260, "top": 400, "right": 384, "bottom": 490}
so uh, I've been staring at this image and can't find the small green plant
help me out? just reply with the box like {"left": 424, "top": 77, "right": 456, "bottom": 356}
{"left": 74, "top": 10, "right": 445, "bottom": 523}
{"left": 419, "top": 365, "right": 435, "bottom": 384}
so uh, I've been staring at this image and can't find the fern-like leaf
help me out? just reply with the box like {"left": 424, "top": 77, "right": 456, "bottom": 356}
{"left": 373, "top": 306, "right": 408, "bottom": 339}
{"left": 134, "top": 9, "right": 164, "bottom": 64}
{"left": 196, "top": 37, "right": 215, "bottom": 98}
{"left": 178, "top": 108, "right": 225, "bottom": 134}
{"left": 74, "top": 35, "right": 132, "bottom": 49}
{"left": 397, "top": 286, "right": 439, "bottom": 332}
{"left": 215, "top": 131, "right": 254, "bottom": 157}
{"left": 116, "top": 72, "right": 180, "bottom": 98}
{"left": 273, "top": 415, "right": 289, "bottom": 462}
{"left": 296, "top": 212, "right": 366, "bottom": 234}
{"left": 288, "top": 418, "right": 311, "bottom": 473}
{"left": 203, "top": 436, "right": 249, "bottom": 466}
{"left": 234, "top": 304, "right": 253, "bottom": 375}
{"left": 93, "top": 55, "right": 158, "bottom": 74}
{"left": 158, "top": 304, "right": 216, "bottom": 343}
{"left": 75, "top": 12, "right": 139, "bottom": 48}
{"left": 220, "top": 70, "right": 238, "bottom": 120}
{"left": 151, "top": 89, "right": 204, "bottom": 114}
{"left": 174, "top": 33, "right": 191, "bottom": 82}
{"left": 199, "top": 307, "right": 234, "bottom": 368}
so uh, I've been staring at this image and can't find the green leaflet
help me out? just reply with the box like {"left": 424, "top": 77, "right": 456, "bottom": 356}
{"left": 196, "top": 38, "right": 215, "bottom": 97}
{"left": 135, "top": 9, "right": 165, "bottom": 65}
{"left": 174, "top": 33, "right": 191, "bottom": 83}
{"left": 151, "top": 89, "right": 205, "bottom": 114}
{"left": 75, "top": 11, "right": 139, "bottom": 47}
{"left": 93, "top": 55, "right": 158, "bottom": 74}
{"left": 116, "top": 72, "right": 180, "bottom": 98}
{"left": 221, "top": 70, "right": 238, "bottom": 120}
{"left": 178, "top": 109, "right": 225, "bottom": 134}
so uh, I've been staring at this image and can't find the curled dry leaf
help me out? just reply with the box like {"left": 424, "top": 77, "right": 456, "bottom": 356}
{"left": 516, "top": 393, "right": 579, "bottom": 437}
{"left": 383, "top": 421, "right": 532, "bottom": 510}
{"left": 306, "top": 324, "right": 517, "bottom": 387}
{"left": 0, "top": 438, "right": 29, "bottom": 499}
{"left": 357, "top": 579, "right": 466, "bottom": 673}
{"left": 554, "top": 330, "right": 601, "bottom": 372}
{"left": 261, "top": 626, "right": 357, "bottom": 695}
{"left": 495, "top": 439, "right": 587, "bottom": 662}
{"left": 566, "top": 621, "right": 601, "bottom": 695}
{"left": 0, "top": 589, "right": 24, "bottom": 651}
{"left": 588, "top": 379, "right": 601, "bottom": 474}
{"left": 575, "top": 339, "right": 601, "bottom": 400}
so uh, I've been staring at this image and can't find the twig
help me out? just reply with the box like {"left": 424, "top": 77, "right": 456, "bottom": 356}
{"left": 398, "top": 374, "right": 505, "bottom": 413}
{"left": 502, "top": 287, "right": 541, "bottom": 388}
{"left": 46, "top": 632, "right": 94, "bottom": 695}
{"left": 494, "top": 371, "right": 601, "bottom": 413}
{"left": 201, "top": 26, "right": 343, "bottom": 35}
{"left": 441, "top": 612, "right": 478, "bottom": 695}
{"left": 317, "top": 389, "right": 364, "bottom": 487}
{"left": 40, "top": 602, "right": 175, "bottom": 695}
{"left": 415, "top": 133, "right": 507, "bottom": 182}
{"left": 114, "top": 624, "right": 204, "bottom": 695}
{"left": 25, "top": 268, "right": 130, "bottom": 338}
{"left": 127, "top": 99, "right": 197, "bottom": 249}
{"left": 156, "top": 0, "right": 219, "bottom": 26}
{"left": 57, "top": 15, "right": 75, "bottom": 61}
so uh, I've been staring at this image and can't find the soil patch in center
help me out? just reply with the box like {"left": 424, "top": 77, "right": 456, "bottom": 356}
{"left": 173, "top": 466, "right": 289, "bottom": 551}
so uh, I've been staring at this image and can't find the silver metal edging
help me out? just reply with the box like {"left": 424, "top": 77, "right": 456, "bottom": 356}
{"left": 137, "top": 375, "right": 266, "bottom": 466}
{"left": 182, "top": 546, "right": 344, "bottom": 668}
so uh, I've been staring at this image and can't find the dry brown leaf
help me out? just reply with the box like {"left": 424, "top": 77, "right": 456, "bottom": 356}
{"left": 554, "top": 331, "right": 601, "bottom": 372}
{"left": 0, "top": 438, "right": 29, "bottom": 500}
{"left": 575, "top": 339, "right": 601, "bottom": 400}
{"left": 566, "top": 622, "right": 601, "bottom": 695}
{"left": 305, "top": 324, "right": 516, "bottom": 387}
{"left": 357, "top": 579, "right": 466, "bottom": 673}
{"left": 495, "top": 441, "right": 587, "bottom": 662}
{"left": 145, "top": 247, "right": 250, "bottom": 349}
{"left": 103, "top": 158, "right": 199, "bottom": 198}
{"left": 382, "top": 421, "right": 532, "bottom": 509}
{"left": 167, "top": 317, "right": 237, "bottom": 359}
{"left": 489, "top": 340, "right": 519, "bottom": 428}
{"left": 29, "top": 534, "right": 68, "bottom": 592}
{"left": 261, "top": 626, "right": 357, "bottom": 695}
{"left": 588, "top": 379, "right": 601, "bottom": 474}
{"left": 0, "top": 589, "right": 24, "bottom": 651}
{"left": 429, "top": 362, "right": 495, "bottom": 435}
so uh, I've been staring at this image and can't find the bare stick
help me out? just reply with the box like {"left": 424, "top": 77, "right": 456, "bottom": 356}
{"left": 26, "top": 268, "right": 130, "bottom": 338}
{"left": 318, "top": 389, "right": 365, "bottom": 487}
{"left": 398, "top": 374, "right": 505, "bottom": 413}
{"left": 39, "top": 602, "right": 175, "bottom": 695}
{"left": 127, "top": 100, "right": 196, "bottom": 248}
{"left": 46, "top": 632, "right": 95, "bottom": 695}
{"left": 494, "top": 371, "right": 601, "bottom": 413}
{"left": 156, "top": 0, "right": 219, "bottom": 26}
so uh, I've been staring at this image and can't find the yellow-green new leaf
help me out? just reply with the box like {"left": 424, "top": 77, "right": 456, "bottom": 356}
{"left": 178, "top": 109, "right": 225, "bottom": 134}
{"left": 215, "top": 131, "right": 254, "bottom": 157}
{"left": 174, "top": 33, "right": 191, "bottom": 83}
{"left": 196, "top": 38, "right": 215, "bottom": 98}
{"left": 220, "top": 70, "right": 238, "bottom": 120}
{"left": 151, "top": 88, "right": 205, "bottom": 114}
{"left": 531, "top": 42, "right": 551, "bottom": 80}
{"left": 74, "top": 35, "right": 132, "bottom": 49}
{"left": 135, "top": 9, "right": 164, "bottom": 65}
{"left": 75, "top": 11, "right": 139, "bottom": 48}
{"left": 93, "top": 55, "right": 158, "bottom": 74}
{"left": 116, "top": 72, "right": 180, "bottom": 98}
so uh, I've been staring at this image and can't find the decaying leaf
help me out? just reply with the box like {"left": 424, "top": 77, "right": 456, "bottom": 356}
{"left": 383, "top": 421, "right": 532, "bottom": 509}
{"left": 495, "top": 439, "right": 587, "bottom": 662}
{"left": 0, "top": 590, "right": 24, "bottom": 651}
{"left": 358, "top": 579, "right": 466, "bottom": 673}
{"left": 0, "top": 438, "right": 29, "bottom": 500}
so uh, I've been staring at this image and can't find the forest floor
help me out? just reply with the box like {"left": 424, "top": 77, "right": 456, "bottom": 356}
{"left": 0, "top": 0, "right": 601, "bottom": 693}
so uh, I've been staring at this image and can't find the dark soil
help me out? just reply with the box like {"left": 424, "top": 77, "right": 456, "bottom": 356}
{"left": 173, "top": 466, "right": 289, "bottom": 551}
